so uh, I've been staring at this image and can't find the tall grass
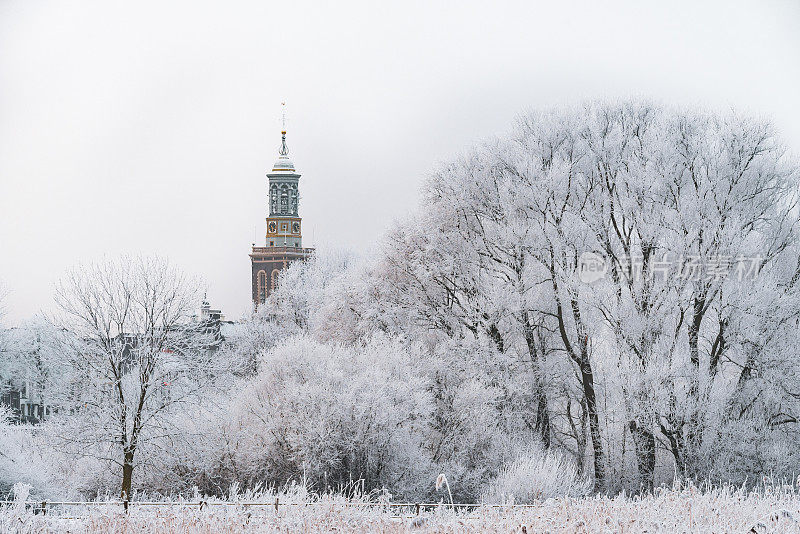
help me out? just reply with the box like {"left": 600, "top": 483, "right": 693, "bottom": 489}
{"left": 3, "top": 482, "right": 800, "bottom": 533}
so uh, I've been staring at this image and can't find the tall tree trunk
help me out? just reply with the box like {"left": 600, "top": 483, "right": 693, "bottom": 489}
{"left": 570, "top": 297, "right": 606, "bottom": 492}
{"left": 121, "top": 447, "right": 135, "bottom": 511}
{"left": 685, "top": 292, "right": 707, "bottom": 477}
{"left": 660, "top": 422, "right": 685, "bottom": 480}
{"left": 579, "top": 351, "right": 605, "bottom": 492}
{"left": 549, "top": 251, "right": 605, "bottom": 490}
{"left": 687, "top": 295, "right": 705, "bottom": 368}
{"left": 554, "top": 292, "right": 605, "bottom": 489}
{"left": 566, "top": 398, "right": 587, "bottom": 473}
{"left": 536, "top": 395, "right": 551, "bottom": 449}
{"left": 521, "top": 309, "right": 551, "bottom": 449}
{"left": 629, "top": 420, "right": 655, "bottom": 492}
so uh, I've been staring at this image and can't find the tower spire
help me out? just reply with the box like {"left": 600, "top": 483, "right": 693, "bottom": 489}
{"left": 279, "top": 102, "right": 289, "bottom": 156}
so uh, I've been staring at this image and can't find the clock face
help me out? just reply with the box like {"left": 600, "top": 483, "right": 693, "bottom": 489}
{"left": 268, "top": 221, "right": 277, "bottom": 233}
{"left": 292, "top": 222, "right": 300, "bottom": 234}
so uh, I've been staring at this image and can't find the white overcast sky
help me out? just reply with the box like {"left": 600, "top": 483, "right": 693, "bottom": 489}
{"left": 1, "top": 1, "right": 799, "bottom": 324}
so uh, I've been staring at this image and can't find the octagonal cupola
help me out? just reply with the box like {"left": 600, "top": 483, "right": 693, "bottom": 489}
{"left": 267, "top": 129, "right": 301, "bottom": 218}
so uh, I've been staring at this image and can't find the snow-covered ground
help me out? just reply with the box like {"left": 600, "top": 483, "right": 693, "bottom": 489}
{"left": 3, "top": 486, "right": 800, "bottom": 533}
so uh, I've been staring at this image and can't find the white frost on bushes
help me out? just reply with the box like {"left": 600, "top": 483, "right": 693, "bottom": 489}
{"left": 482, "top": 446, "right": 591, "bottom": 503}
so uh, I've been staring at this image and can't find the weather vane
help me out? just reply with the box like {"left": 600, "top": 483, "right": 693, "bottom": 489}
{"left": 279, "top": 102, "right": 289, "bottom": 156}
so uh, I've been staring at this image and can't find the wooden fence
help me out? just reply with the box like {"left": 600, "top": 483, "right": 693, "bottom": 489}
{"left": 0, "top": 499, "right": 544, "bottom": 516}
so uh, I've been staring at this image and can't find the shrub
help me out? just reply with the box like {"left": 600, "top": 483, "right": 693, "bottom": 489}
{"left": 482, "top": 446, "right": 591, "bottom": 503}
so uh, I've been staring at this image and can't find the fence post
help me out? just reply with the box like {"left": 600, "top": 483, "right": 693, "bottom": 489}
{"left": 274, "top": 497, "right": 279, "bottom": 514}
{"left": 415, "top": 502, "right": 420, "bottom": 516}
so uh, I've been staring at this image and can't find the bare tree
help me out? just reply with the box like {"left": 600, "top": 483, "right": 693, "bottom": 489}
{"left": 52, "top": 256, "right": 232, "bottom": 505}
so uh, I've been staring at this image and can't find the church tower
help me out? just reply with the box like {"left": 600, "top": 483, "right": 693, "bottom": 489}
{"left": 250, "top": 122, "right": 314, "bottom": 308}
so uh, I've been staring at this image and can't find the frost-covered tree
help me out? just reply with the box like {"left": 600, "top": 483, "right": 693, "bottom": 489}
{"left": 369, "top": 113, "right": 609, "bottom": 488}
{"left": 0, "top": 319, "right": 69, "bottom": 421}
{"left": 328, "top": 101, "right": 800, "bottom": 492}
{"left": 49, "top": 256, "right": 239, "bottom": 504}
{"left": 569, "top": 103, "right": 800, "bottom": 489}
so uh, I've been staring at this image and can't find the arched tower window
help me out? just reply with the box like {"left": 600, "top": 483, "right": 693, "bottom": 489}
{"left": 270, "top": 185, "right": 278, "bottom": 214}
{"left": 290, "top": 185, "right": 298, "bottom": 215}
{"left": 280, "top": 184, "right": 289, "bottom": 214}
{"left": 271, "top": 269, "right": 280, "bottom": 291}
{"left": 257, "top": 270, "right": 267, "bottom": 303}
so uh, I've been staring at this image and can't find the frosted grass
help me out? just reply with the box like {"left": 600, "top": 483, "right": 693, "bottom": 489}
{"left": 3, "top": 484, "right": 800, "bottom": 533}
